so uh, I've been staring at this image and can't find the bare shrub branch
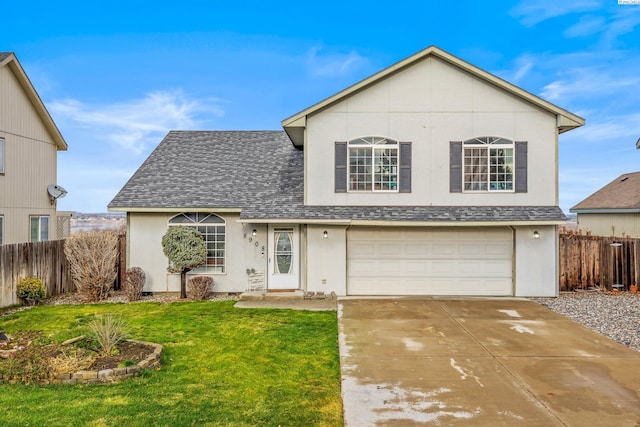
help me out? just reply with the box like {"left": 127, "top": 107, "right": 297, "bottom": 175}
{"left": 188, "top": 276, "right": 214, "bottom": 301}
{"left": 64, "top": 231, "right": 119, "bottom": 302}
{"left": 123, "top": 267, "right": 146, "bottom": 301}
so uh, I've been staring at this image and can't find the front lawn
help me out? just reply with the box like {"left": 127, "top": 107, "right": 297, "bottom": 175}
{"left": 0, "top": 301, "right": 343, "bottom": 426}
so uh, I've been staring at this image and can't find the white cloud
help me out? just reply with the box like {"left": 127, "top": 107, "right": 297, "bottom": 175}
{"left": 305, "top": 45, "right": 367, "bottom": 77}
{"left": 600, "top": 7, "right": 640, "bottom": 47}
{"left": 564, "top": 15, "right": 607, "bottom": 37}
{"left": 49, "top": 90, "right": 224, "bottom": 154}
{"left": 511, "top": 54, "right": 534, "bottom": 83}
{"left": 511, "top": 0, "right": 602, "bottom": 26}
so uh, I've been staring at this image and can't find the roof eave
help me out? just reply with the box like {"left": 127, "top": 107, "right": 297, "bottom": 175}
{"left": 570, "top": 208, "right": 640, "bottom": 214}
{"left": 2, "top": 54, "right": 68, "bottom": 151}
{"left": 108, "top": 206, "right": 244, "bottom": 213}
{"left": 239, "top": 218, "right": 567, "bottom": 226}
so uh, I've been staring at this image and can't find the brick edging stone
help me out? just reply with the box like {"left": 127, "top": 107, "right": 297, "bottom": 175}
{"left": 0, "top": 340, "right": 163, "bottom": 385}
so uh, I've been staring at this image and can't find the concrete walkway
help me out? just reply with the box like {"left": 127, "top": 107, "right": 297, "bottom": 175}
{"left": 338, "top": 298, "right": 640, "bottom": 426}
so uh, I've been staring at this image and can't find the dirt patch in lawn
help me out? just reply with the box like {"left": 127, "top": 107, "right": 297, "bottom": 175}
{"left": 88, "top": 340, "right": 156, "bottom": 371}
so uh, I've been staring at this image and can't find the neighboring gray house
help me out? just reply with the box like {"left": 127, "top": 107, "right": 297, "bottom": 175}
{"left": 0, "top": 52, "right": 69, "bottom": 245}
{"left": 109, "top": 46, "right": 584, "bottom": 297}
{"left": 571, "top": 172, "right": 640, "bottom": 238}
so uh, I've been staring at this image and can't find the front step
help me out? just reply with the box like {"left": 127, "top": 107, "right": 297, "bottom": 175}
{"left": 239, "top": 290, "right": 305, "bottom": 301}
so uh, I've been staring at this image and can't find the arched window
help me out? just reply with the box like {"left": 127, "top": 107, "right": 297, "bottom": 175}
{"left": 168, "top": 213, "right": 225, "bottom": 273}
{"left": 463, "top": 136, "right": 514, "bottom": 191}
{"left": 348, "top": 136, "right": 399, "bottom": 191}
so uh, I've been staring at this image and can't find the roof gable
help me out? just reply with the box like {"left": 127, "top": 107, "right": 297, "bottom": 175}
{"left": 0, "top": 52, "right": 67, "bottom": 151}
{"left": 571, "top": 172, "right": 640, "bottom": 212}
{"left": 282, "top": 46, "right": 585, "bottom": 146}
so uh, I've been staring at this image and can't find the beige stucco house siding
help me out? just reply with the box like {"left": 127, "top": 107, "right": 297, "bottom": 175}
{"left": 576, "top": 213, "right": 640, "bottom": 238}
{"left": 305, "top": 57, "right": 558, "bottom": 207}
{"left": 128, "top": 212, "right": 269, "bottom": 293}
{"left": 514, "top": 225, "right": 558, "bottom": 297}
{"left": 0, "top": 59, "right": 61, "bottom": 244}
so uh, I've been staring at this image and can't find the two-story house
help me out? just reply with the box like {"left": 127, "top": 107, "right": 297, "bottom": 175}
{"left": 0, "top": 52, "right": 69, "bottom": 245}
{"left": 109, "top": 46, "right": 584, "bottom": 297}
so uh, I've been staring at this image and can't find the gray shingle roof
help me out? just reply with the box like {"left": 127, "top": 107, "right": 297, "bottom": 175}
{"left": 109, "top": 130, "right": 566, "bottom": 223}
{"left": 0, "top": 52, "right": 12, "bottom": 62}
{"left": 109, "top": 131, "right": 298, "bottom": 209}
{"left": 571, "top": 171, "right": 640, "bottom": 212}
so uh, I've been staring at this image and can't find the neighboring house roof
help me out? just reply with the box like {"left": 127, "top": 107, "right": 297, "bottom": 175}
{"left": 0, "top": 52, "right": 67, "bottom": 151}
{"left": 109, "top": 130, "right": 566, "bottom": 224}
{"left": 570, "top": 172, "right": 640, "bottom": 213}
{"left": 282, "top": 46, "right": 585, "bottom": 147}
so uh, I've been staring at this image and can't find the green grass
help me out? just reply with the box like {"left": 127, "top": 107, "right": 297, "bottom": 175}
{"left": 0, "top": 301, "right": 343, "bottom": 426}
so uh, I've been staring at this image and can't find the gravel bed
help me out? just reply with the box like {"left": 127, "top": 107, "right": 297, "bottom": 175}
{"left": 530, "top": 292, "right": 640, "bottom": 353}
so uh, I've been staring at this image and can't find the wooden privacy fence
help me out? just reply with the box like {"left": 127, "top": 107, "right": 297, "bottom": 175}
{"left": 559, "top": 231, "right": 640, "bottom": 291}
{"left": 0, "top": 235, "right": 126, "bottom": 308}
{"left": 0, "top": 240, "right": 73, "bottom": 307}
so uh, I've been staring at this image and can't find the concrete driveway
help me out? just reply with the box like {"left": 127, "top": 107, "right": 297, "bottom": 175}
{"left": 338, "top": 298, "right": 640, "bottom": 426}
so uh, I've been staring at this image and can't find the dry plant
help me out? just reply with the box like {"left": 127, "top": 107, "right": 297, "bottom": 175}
{"left": 188, "top": 276, "right": 214, "bottom": 300}
{"left": 64, "top": 231, "right": 119, "bottom": 302}
{"left": 88, "top": 314, "right": 128, "bottom": 355}
{"left": 123, "top": 267, "right": 146, "bottom": 301}
{"left": 48, "top": 348, "right": 93, "bottom": 374}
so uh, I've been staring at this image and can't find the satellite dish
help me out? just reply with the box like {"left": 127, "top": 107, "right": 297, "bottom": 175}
{"left": 47, "top": 184, "right": 68, "bottom": 204}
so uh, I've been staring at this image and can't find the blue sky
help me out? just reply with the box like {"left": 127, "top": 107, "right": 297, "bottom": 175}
{"left": 3, "top": 0, "right": 639, "bottom": 213}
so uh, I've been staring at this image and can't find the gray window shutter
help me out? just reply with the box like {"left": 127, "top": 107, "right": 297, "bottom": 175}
{"left": 449, "top": 141, "right": 462, "bottom": 193}
{"left": 335, "top": 142, "right": 347, "bottom": 193}
{"left": 515, "top": 141, "right": 527, "bottom": 193}
{"left": 399, "top": 142, "right": 411, "bottom": 193}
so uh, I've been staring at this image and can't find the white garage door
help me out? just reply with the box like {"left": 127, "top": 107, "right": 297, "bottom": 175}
{"left": 347, "top": 227, "right": 513, "bottom": 296}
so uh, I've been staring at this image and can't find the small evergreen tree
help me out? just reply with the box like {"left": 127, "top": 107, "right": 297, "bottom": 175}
{"left": 161, "top": 226, "right": 208, "bottom": 298}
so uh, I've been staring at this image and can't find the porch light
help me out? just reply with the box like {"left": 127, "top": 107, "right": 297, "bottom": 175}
{"left": 252, "top": 229, "right": 257, "bottom": 237}
{"left": 533, "top": 231, "right": 540, "bottom": 239}
{"left": 323, "top": 230, "right": 328, "bottom": 238}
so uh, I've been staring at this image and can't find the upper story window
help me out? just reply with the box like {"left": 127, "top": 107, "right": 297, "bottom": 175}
{"left": 463, "top": 137, "right": 514, "bottom": 192}
{"left": 336, "top": 138, "right": 412, "bottom": 193}
{"left": 30, "top": 215, "right": 49, "bottom": 242}
{"left": 168, "top": 212, "right": 225, "bottom": 273}
{"left": 349, "top": 137, "right": 399, "bottom": 191}
{"left": 450, "top": 137, "right": 527, "bottom": 194}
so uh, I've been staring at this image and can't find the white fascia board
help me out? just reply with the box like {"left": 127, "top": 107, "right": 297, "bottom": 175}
{"left": 108, "top": 207, "right": 243, "bottom": 213}
{"left": 571, "top": 208, "right": 640, "bottom": 214}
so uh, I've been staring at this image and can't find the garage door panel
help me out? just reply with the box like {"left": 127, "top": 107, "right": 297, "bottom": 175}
{"left": 347, "top": 227, "right": 513, "bottom": 296}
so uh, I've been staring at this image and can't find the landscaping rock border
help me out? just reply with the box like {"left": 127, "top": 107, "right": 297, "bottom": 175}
{"left": 0, "top": 340, "right": 163, "bottom": 385}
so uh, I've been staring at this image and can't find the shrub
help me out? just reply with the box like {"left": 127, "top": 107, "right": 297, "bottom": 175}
{"left": 87, "top": 314, "right": 128, "bottom": 355}
{"left": 16, "top": 277, "right": 46, "bottom": 306}
{"left": 188, "top": 275, "right": 214, "bottom": 300}
{"left": 161, "top": 226, "right": 207, "bottom": 298}
{"left": 0, "top": 331, "right": 57, "bottom": 383}
{"left": 64, "top": 231, "right": 119, "bottom": 302}
{"left": 123, "top": 267, "right": 146, "bottom": 301}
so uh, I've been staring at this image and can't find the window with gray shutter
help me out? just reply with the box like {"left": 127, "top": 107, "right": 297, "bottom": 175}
{"left": 515, "top": 141, "right": 528, "bottom": 193}
{"left": 450, "top": 141, "right": 462, "bottom": 193}
{"left": 399, "top": 142, "right": 411, "bottom": 193}
{"left": 335, "top": 142, "right": 347, "bottom": 192}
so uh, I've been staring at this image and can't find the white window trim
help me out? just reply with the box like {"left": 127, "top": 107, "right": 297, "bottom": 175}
{"left": 168, "top": 212, "right": 226, "bottom": 274}
{"left": 348, "top": 136, "right": 399, "bottom": 192}
{"left": 462, "top": 136, "right": 515, "bottom": 193}
{"left": 30, "top": 215, "right": 50, "bottom": 242}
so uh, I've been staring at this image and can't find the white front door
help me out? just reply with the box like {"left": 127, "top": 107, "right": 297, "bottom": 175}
{"left": 268, "top": 225, "right": 300, "bottom": 290}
